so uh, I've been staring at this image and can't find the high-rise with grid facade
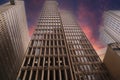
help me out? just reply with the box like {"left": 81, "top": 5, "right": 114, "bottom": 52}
{"left": 17, "top": 0, "right": 112, "bottom": 80}
{"left": 0, "top": 1, "right": 29, "bottom": 80}
{"left": 100, "top": 10, "right": 120, "bottom": 45}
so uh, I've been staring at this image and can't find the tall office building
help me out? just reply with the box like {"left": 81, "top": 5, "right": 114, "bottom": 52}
{"left": 0, "top": 1, "right": 29, "bottom": 80}
{"left": 103, "top": 42, "right": 120, "bottom": 80}
{"left": 17, "top": 0, "right": 112, "bottom": 80}
{"left": 100, "top": 10, "right": 120, "bottom": 45}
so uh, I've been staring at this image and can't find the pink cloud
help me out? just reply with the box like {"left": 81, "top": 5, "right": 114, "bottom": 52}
{"left": 78, "top": 4, "right": 105, "bottom": 52}
{"left": 28, "top": 25, "right": 35, "bottom": 37}
{"left": 80, "top": 25, "right": 104, "bottom": 51}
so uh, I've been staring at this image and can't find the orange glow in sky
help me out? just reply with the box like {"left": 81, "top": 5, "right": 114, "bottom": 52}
{"left": 29, "top": 25, "right": 35, "bottom": 37}
{"left": 29, "top": 25, "right": 104, "bottom": 51}
{"left": 80, "top": 25, "right": 104, "bottom": 51}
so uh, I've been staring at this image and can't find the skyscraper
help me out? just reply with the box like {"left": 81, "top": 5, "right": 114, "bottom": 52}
{"left": 0, "top": 1, "right": 29, "bottom": 80}
{"left": 103, "top": 42, "right": 120, "bottom": 80}
{"left": 17, "top": 0, "right": 112, "bottom": 80}
{"left": 100, "top": 10, "right": 120, "bottom": 45}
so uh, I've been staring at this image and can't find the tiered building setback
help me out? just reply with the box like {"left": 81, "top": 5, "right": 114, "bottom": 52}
{"left": 17, "top": 0, "right": 112, "bottom": 80}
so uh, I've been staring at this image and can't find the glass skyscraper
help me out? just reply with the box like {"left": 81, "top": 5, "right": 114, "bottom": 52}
{"left": 17, "top": 0, "right": 112, "bottom": 80}
{"left": 100, "top": 10, "right": 120, "bottom": 45}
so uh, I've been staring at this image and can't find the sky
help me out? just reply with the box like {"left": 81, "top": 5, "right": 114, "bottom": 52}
{"left": 0, "top": 0, "right": 120, "bottom": 55}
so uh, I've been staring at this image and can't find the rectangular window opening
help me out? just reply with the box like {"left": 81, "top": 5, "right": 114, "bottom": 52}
{"left": 28, "top": 58, "right": 33, "bottom": 66}
{"left": 31, "top": 71, "right": 36, "bottom": 80}
{"left": 38, "top": 70, "right": 42, "bottom": 80}
{"left": 50, "top": 70, "right": 53, "bottom": 80}
{"left": 40, "top": 58, "right": 43, "bottom": 66}
{"left": 25, "top": 70, "right": 30, "bottom": 80}
{"left": 65, "top": 57, "right": 69, "bottom": 65}
{"left": 24, "top": 58, "right": 29, "bottom": 66}
{"left": 28, "top": 48, "right": 32, "bottom": 55}
{"left": 66, "top": 69, "right": 72, "bottom": 80}
{"left": 61, "top": 70, "right": 65, "bottom": 80}
{"left": 50, "top": 57, "right": 53, "bottom": 66}
{"left": 42, "top": 48, "right": 44, "bottom": 55}
{"left": 32, "top": 48, "right": 35, "bottom": 55}
{"left": 56, "top": 70, "right": 59, "bottom": 80}
{"left": 44, "top": 70, "right": 48, "bottom": 80}
{"left": 19, "top": 70, "right": 25, "bottom": 80}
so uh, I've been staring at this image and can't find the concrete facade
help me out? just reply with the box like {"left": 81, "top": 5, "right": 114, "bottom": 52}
{"left": 17, "top": 0, "right": 112, "bottom": 80}
{"left": 104, "top": 43, "right": 120, "bottom": 80}
{"left": 0, "top": 1, "right": 29, "bottom": 80}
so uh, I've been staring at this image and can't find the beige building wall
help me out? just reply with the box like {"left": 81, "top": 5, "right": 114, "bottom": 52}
{"left": 103, "top": 43, "right": 120, "bottom": 80}
{"left": 0, "top": 1, "right": 29, "bottom": 80}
